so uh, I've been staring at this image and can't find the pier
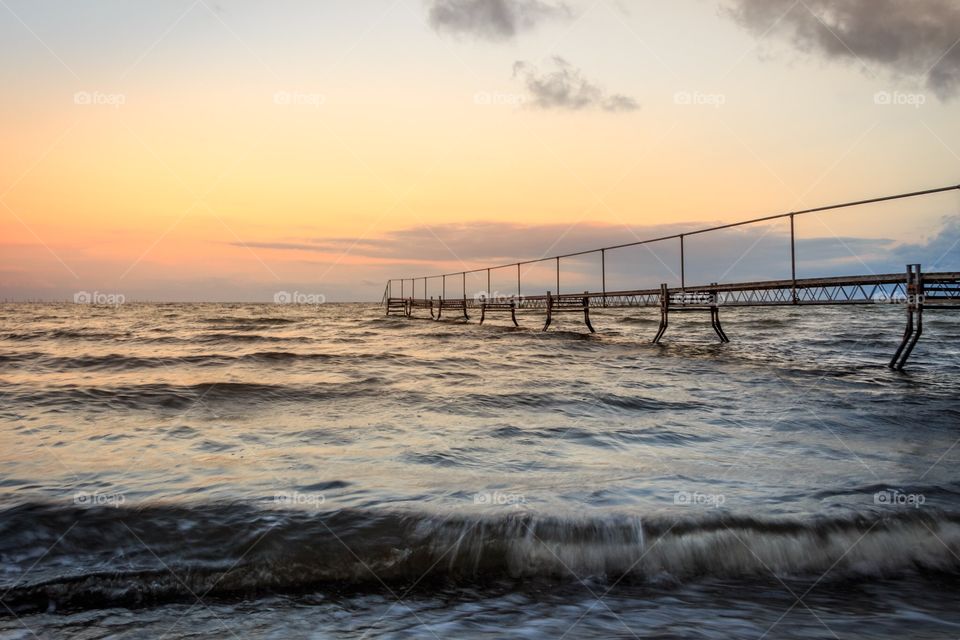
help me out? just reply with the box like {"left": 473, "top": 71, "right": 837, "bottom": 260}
{"left": 383, "top": 185, "right": 960, "bottom": 369}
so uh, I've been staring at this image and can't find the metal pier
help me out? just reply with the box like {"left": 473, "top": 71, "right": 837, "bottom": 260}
{"left": 384, "top": 184, "right": 960, "bottom": 369}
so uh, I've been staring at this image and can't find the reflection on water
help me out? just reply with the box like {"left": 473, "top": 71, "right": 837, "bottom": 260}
{"left": 1, "top": 302, "right": 958, "bottom": 638}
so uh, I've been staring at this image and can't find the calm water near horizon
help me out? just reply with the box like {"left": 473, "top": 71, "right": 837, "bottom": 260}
{"left": 1, "top": 302, "right": 959, "bottom": 639}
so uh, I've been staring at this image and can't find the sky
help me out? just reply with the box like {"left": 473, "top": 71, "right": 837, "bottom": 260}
{"left": 1, "top": 0, "right": 959, "bottom": 302}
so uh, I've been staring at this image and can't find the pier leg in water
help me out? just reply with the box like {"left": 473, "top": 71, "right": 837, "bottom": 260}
{"left": 653, "top": 284, "right": 669, "bottom": 343}
{"left": 583, "top": 293, "right": 595, "bottom": 333}
{"left": 890, "top": 311, "right": 912, "bottom": 368}
{"left": 542, "top": 292, "right": 553, "bottom": 332}
{"left": 710, "top": 285, "right": 729, "bottom": 343}
{"left": 435, "top": 297, "right": 443, "bottom": 321}
{"left": 511, "top": 300, "right": 519, "bottom": 327}
{"left": 479, "top": 300, "right": 486, "bottom": 325}
{"left": 890, "top": 264, "right": 924, "bottom": 370}
{"left": 710, "top": 306, "right": 729, "bottom": 342}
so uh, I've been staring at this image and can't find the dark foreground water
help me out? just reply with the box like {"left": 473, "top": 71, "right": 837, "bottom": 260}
{"left": 1, "top": 302, "right": 959, "bottom": 639}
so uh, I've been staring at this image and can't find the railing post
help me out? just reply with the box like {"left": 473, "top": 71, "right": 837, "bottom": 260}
{"left": 680, "top": 234, "right": 686, "bottom": 289}
{"left": 517, "top": 263, "right": 521, "bottom": 298}
{"left": 790, "top": 214, "right": 797, "bottom": 304}
{"left": 487, "top": 268, "right": 491, "bottom": 298}
{"left": 424, "top": 277, "right": 428, "bottom": 300}
{"left": 462, "top": 272, "right": 466, "bottom": 301}
{"left": 389, "top": 280, "right": 392, "bottom": 299}
{"left": 556, "top": 256, "right": 560, "bottom": 294}
{"left": 443, "top": 274, "right": 446, "bottom": 299}
{"left": 601, "top": 249, "right": 607, "bottom": 307}
{"left": 401, "top": 279, "right": 404, "bottom": 298}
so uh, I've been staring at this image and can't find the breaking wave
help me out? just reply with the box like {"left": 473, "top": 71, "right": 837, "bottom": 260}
{"left": 2, "top": 503, "right": 958, "bottom": 614}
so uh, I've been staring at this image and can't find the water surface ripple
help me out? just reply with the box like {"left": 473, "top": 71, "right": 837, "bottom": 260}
{"left": 1, "top": 302, "right": 958, "bottom": 639}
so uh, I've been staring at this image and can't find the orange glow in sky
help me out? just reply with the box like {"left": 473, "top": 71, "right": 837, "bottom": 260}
{"left": 2, "top": 1, "right": 959, "bottom": 301}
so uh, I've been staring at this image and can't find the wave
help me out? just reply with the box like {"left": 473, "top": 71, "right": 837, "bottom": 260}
{"left": 445, "top": 391, "right": 703, "bottom": 417}
{"left": 9, "top": 378, "right": 391, "bottom": 411}
{"left": 0, "top": 329, "right": 127, "bottom": 342}
{"left": 3, "top": 351, "right": 412, "bottom": 372}
{"left": 0, "top": 351, "right": 45, "bottom": 364}
{"left": 1, "top": 503, "right": 958, "bottom": 614}
{"left": 1, "top": 329, "right": 309, "bottom": 346}
{"left": 201, "top": 317, "right": 298, "bottom": 326}
{"left": 193, "top": 333, "right": 310, "bottom": 344}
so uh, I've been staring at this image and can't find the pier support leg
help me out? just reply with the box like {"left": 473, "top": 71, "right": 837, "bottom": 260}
{"left": 436, "top": 297, "right": 443, "bottom": 321}
{"left": 890, "top": 264, "right": 924, "bottom": 370}
{"left": 480, "top": 302, "right": 486, "bottom": 325}
{"left": 511, "top": 301, "right": 519, "bottom": 327}
{"left": 582, "top": 293, "right": 595, "bottom": 333}
{"left": 429, "top": 297, "right": 435, "bottom": 320}
{"left": 543, "top": 292, "right": 553, "bottom": 332}
{"left": 710, "top": 286, "right": 729, "bottom": 343}
{"left": 889, "top": 305, "right": 914, "bottom": 368}
{"left": 710, "top": 306, "right": 729, "bottom": 343}
{"left": 653, "top": 284, "right": 669, "bottom": 343}
{"left": 463, "top": 299, "right": 469, "bottom": 322}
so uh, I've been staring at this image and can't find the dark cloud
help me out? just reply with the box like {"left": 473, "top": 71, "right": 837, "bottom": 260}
{"left": 723, "top": 0, "right": 960, "bottom": 99}
{"left": 894, "top": 214, "right": 960, "bottom": 270}
{"left": 427, "top": 0, "right": 572, "bottom": 41}
{"left": 513, "top": 57, "right": 640, "bottom": 112}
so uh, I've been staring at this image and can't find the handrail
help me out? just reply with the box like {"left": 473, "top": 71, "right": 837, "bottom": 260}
{"left": 386, "top": 183, "right": 960, "bottom": 288}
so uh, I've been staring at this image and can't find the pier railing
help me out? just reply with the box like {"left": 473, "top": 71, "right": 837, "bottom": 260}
{"left": 385, "top": 184, "right": 960, "bottom": 304}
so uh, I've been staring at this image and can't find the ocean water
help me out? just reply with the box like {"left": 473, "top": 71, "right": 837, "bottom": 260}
{"left": 1, "top": 302, "right": 959, "bottom": 639}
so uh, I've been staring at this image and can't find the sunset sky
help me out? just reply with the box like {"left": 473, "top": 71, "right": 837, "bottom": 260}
{"left": 2, "top": 0, "right": 959, "bottom": 301}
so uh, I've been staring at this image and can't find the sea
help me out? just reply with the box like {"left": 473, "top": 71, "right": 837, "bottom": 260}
{"left": 1, "top": 301, "right": 959, "bottom": 639}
